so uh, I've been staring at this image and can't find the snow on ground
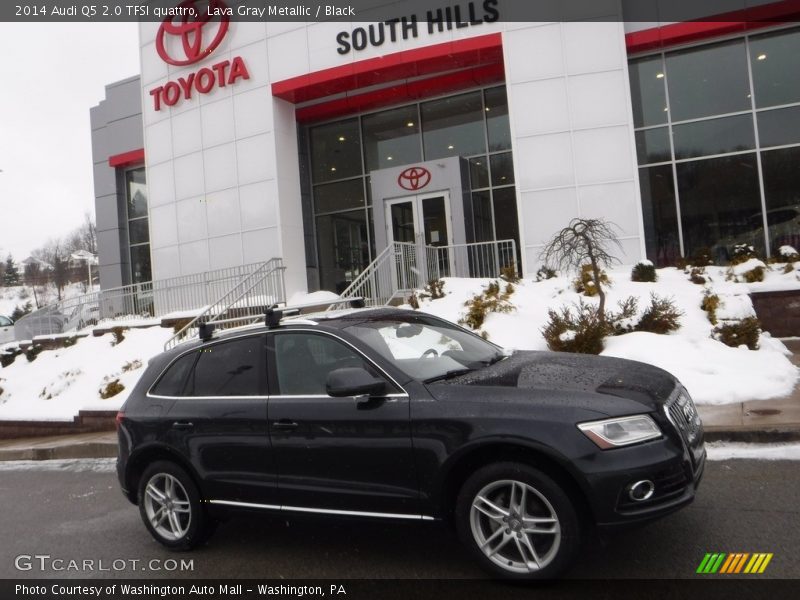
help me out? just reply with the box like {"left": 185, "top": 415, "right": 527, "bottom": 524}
{"left": 0, "top": 327, "right": 173, "bottom": 421}
{"left": 0, "top": 458, "right": 116, "bottom": 472}
{"left": 413, "top": 266, "right": 798, "bottom": 406}
{"left": 1, "top": 264, "right": 798, "bottom": 420}
{"left": 706, "top": 442, "right": 800, "bottom": 461}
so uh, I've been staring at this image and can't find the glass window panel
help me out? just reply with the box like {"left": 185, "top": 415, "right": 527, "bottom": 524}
{"left": 471, "top": 191, "right": 494, "bottom": 242}
{"left": 362, "top": 106, "right": 421, "bottom": 173}
{"left": 316, "top": 210, "right": 369, "bottom": 293}
{"left": 314, "top": 179, "right": 365, "bottom": 214}
{"left": 422, "top": 91, "right": 485, "bottom": 159}
{"left": 310, "top": 119, "right": 362, "bottom": 183}
{"left": 677, "top": 154, "right": 765, "bottom": 261}
{"left": 469, "top": 156, "right": 489, "bottom": 189}
{"left": 666, "top": 40, "right": 750, "bottom": 121}
{"left": 761, "top": 147, "right": 800, "bottom": 252}
{"left": 490, "top": 152, "right": 514, "bottom": 186}
{"left": 750, "top": 28, "right": 800, "bottom": 108}
{"left": 185, "top": 336, "right": 266, "bottom": 397}
{"left": 421, "top": 196, "right": 448, "bottom": 247}
{"left": 635, "top": 127, "right": 672, "bottom": 164}
{"left": 129, "top": 244, "right": 151, "bottom": 284}
{"left": 492, "top": 187, "right": 521, "bottom": 271}
{"left": 485, "top": 86, "right": 511, "bottom": 151}
{"left": 128, "top": 218, "right": 150, "bottom": 245}
{"left": 638, "top": 165, "right": 680, "bottom": 267}
{"left": 672, "top": 114, "right": 755, "bottom": 159}
{"left": 629, "top": 56, "right": 668, "bottom": 127}
{"left": 273, "top": 332, "right": 383, "bottom": 396}
{"left": 757, "top": 105, "right": 800, "bottom": 148}
{"left": 389, "top": 201, "right": 416, "bottom": 244}
{"left": 126, "top": 168, "right": 148, "bottom": 219}
{"left": 151, "top": 352, "right": 197, "bottom": 397}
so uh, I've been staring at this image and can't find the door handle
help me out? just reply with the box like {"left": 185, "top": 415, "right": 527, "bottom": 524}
{"left": 171, "top": 421, "right": 194, "bottom": 430}
{"left": 272, "top": 420, "right": 298, "bottom": 430}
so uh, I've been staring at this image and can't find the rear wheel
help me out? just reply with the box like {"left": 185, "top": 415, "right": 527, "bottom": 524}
{"left": 455, "top": 462, "right": 581, "bottom": 579}
{"left": 137, "top": 461, "right": 212, "bottom": 550}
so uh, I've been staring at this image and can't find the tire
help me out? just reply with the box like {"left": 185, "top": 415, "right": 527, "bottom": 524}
{"left": 137, "top": 461, "right": 212, "bottom": 550}
{"left": 455, "top": 462, "right": 581, "bottom": 579}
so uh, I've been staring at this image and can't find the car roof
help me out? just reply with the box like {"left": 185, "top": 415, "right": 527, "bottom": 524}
{"left": 163, "top": 306, "right": 417, "bottom": 357}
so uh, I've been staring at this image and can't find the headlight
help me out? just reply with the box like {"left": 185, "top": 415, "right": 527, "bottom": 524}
{"left": 577, "top": 415, "right": 661, "bottom": 449}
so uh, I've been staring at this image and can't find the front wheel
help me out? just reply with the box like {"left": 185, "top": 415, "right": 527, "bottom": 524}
{"left": 137, "top": 461, "right": 211, "bottom": 550}
{"left": 455, "top": 462, "right": 581, "bottom": 579}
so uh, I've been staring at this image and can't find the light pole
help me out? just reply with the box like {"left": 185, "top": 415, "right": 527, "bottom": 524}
{"left": 70, "top": 251, "right": 98, "bottom": 291}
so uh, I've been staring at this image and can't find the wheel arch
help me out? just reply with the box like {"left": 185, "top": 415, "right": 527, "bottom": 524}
{"left": 125, "top": 444, "right": 203, "bottom": 505}
{"left": 437, "top": 439, "right": 595, "bottom": 527}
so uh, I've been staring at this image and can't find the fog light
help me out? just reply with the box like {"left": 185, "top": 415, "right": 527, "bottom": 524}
{"left": 627, "top": 480, "right": 655, "bottom": 502}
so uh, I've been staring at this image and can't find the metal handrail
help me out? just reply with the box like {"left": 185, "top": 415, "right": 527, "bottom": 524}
{"left": 164, "top": 258, "right": 286, "bottom": 350}
{"left": 12, "top": 260, "right": 284, "bottom": 342}
{"left": 331, "top": 239, "right": 518, "bottom": 309}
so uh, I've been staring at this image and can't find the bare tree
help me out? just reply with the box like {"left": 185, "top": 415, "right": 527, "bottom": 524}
{"left": 540, "top": 218, "right": 622, "bottom": 323}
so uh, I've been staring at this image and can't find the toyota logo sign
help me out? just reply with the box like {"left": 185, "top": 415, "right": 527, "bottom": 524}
{"left": 156, "top": 0, "right": 230, "bottom": 66}
{"left": 397, "top": 167, "right": 432, "bottom": 191}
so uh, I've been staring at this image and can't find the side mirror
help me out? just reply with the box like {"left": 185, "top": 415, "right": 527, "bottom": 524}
{"left": 326, "top": 367, "right": 386, "bottom": 398}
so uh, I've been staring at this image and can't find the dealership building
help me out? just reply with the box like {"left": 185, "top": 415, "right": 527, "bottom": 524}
{"left": 91, "top": 1, "right": 800, "bottom": 300}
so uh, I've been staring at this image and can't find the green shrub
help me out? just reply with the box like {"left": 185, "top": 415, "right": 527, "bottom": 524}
{"left": 631, "top": 261, "right": 657, "bottom": 282}
{"left": 458, "top": 281, "right": 515, "bottom": 331}
{"left": 542, "top": 301, "right": 607, "bottom": 355}
{"left": 1, "top": 349, "right": 20, "bottom": 368}
{"left": 99, "top": 378, "right": 125, "bottom": 399}
{"left": 713, "top": 317, "right": 761, "bottom": 350}
{"left": 701, "top": 291, "right": 720, "bottom": 325}
{"left": 536, "top": 267, "right": 557, "bottom": 281}
{"left": 500, "top": 264, "right": 520, "bottom": 284}
{"left": 635, "top": 294, "right": 683, "bottom": 334}
{"left": 606, "top": 297, "right": 639, "bottom": 336}
{"left": 10, "top": 302, "right": 33, "bottom": 321}
{"left": 573, "top": 264, "right": 609, "bottom": 297}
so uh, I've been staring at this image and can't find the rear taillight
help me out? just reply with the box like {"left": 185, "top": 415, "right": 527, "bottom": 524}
{"left": 115, "top": 411, "right": 125, "bottom": 430}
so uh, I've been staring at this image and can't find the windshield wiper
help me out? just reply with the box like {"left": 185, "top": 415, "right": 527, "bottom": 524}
{"left": 424, "top": 368, "right": 475, "bottom": 384}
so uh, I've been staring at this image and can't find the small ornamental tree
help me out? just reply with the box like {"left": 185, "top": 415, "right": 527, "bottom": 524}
{"left": 3, "top": 255, "right": 19, "bottom": 286}
{"left": 540, "top": 218, "right": 622, "bottom": 323}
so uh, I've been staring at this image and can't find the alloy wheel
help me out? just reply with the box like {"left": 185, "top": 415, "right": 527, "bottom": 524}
{"left": 469, "top": 479, "right": 561, "bottom": 574}
{"left": 143, "top": 473, "right": 192, "bottom": 541}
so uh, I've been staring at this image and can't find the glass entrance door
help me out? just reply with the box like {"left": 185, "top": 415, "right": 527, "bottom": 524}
{"left": 385, "top": 192, "right": 454, "bottom": 281}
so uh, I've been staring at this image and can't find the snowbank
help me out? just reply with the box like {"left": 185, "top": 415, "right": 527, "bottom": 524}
{"left": 0, "top": 327, "right": 172, "bottom": 421}
{"left": 414, "top": 267, "right": 798, "bottom": 405}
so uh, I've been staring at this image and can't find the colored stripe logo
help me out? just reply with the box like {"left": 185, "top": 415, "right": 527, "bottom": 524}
{"left": 696, "top": 553, "right": 773, "bottom": 574}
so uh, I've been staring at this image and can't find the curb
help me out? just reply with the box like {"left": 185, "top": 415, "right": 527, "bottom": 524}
{"left": 0, "top": 442, "right": 117, "bottom": 462}
{"left": 703, "top": 428, "right": 800, "bottom": 444}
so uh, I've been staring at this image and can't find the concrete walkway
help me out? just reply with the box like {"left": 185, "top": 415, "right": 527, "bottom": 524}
{"left": 1, "top": 339, "right": 799, "bottom": 460}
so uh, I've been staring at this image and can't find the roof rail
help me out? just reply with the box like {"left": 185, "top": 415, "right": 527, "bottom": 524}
{"left": 176, "top": 296, "right": 366, "bottom": 348}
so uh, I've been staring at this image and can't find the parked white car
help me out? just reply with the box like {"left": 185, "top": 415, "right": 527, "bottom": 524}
{"left": 0, "top": 315, "right": 14, "bottom": 345}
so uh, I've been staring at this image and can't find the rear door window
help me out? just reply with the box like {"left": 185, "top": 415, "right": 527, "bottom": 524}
{"left": 184, "top": 335, "right": 267, "bottom": 397}
{"left": 150, "top": 352, "right": 197, "bottom": 397}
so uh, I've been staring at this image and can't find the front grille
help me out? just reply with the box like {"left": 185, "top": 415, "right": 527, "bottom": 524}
{"left": 665, "top": 388, "right": 705, "bottom": 466}
{"left": 617, "top": 463, "right": 689, "bottom": 511}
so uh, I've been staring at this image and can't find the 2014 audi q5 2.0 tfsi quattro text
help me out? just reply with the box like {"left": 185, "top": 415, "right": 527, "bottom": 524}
{"left": 116, "top": 307, "right": 705, "bottom": 579}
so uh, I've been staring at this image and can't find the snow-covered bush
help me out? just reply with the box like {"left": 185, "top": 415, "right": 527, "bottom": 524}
{"left": 500, "top": 264, "right": 520, "bottom": 284}
{"left": 99, "top": 378, "right": 125, "bottom": 399}
{"left": 422, "top": 279, "right": 446, "bottom": 300}
{"left": 713, "top": 317, "right": 761, "bottom": 350}
{"left": 689, "top": 246, "right": 714, "bottom": 267}
{"left": 635, "top": 294, "right": 683, "bottom": 334}
{"left": 459, "top": 281, "right": 515, "bottom": 332}
{"left": 535, "top": 266, "right": 557, "bottom": 281}
{"left": 631, "top": 260, "right": 657, "bottom": 282}
{"left": 701, "top": 291, "right": 721, "bottom": 325}
{"left": 727, "top": 258, "right": 766, "bottom": 283}
{"left": 542, "top": 301, "right": 607, "bottom": 355}
{"left": 111, "top": 327, "right": 126, "bottom": 346}
{"left": 24, "top": 345, "right": 43, "bottom": 363}
{"left": 573, "top": 264, "right": 610, "bottom": 297}
{"left": 688, "top": 267, "right": 707, "bottom": 285}
{"left": 730, "top": 243, "right": 760, "bottom": 265}
{"left": 775, "top": 245, "right": 800, "bottom": 264}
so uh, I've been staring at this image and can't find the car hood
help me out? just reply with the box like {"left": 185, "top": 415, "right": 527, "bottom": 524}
{"left": 445, "top": 350, "right": 677, "bottom": 410}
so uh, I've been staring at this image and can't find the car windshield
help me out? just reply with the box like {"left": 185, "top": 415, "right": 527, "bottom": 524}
{"left": 343, "top": 314, "right": 506, "bottom": 382}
